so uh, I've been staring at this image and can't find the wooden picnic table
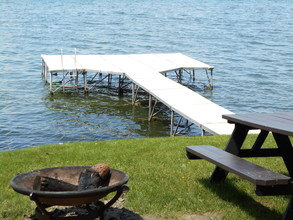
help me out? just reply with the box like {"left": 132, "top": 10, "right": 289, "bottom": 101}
{"left": 186, "top": 112, "right": 293, "bottom": 220}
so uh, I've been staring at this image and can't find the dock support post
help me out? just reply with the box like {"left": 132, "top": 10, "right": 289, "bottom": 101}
{"left": 43, "top": 62, "right": 49, "bottom": 83}
{"left": 175, "top": 70, "right": 183, "bottom": 83}
{"left": 62, "top": 71, "right": 65, "bottom": 92}
{"left": 118, "top": 75, "right": 124, "bottom": 95}
{"left": 45, "top": 65, "right": 48, "bottom": 82}
{"left": 50, "top": 72, "right": 53, "bottom": 95}
{"left": 75, "top": 71, "right": 79, "bottom": 91}
{"left": 42, "top": 59, "right": 49, "bottom": 83}
{"left": 148, "top": 95, "right": 160, "bottom": 121}
{"left": 170, "top": 110, "right": 174, "bottom": 136}
{"left": 74, "top": 48, "right": 78, "bottom": 91}
{"left": 132, "top": 83, "right": 139, "bottom": 105}
{"left": 132, "top": 83, "right": 135, "bottom": 104}
{"left": 118, "top": 75, "right": 121, "bottom": 92}
{"left": 83, "top": 71, "right": 87, "bottom": 93}
{"left": 174, "top": 117, "right": 183, "bottom": 135}
{"left": 205, "top": 68, "right": 214, "bottom": 89}
{"left": 108, "top": 74, "right": 113, "bottom": 86}
{"left": 132, "top": 83, "right": 139, "bottom": 104}
{"left": 210, "top": 68, "right": 214, "bottom": 89}
{"left": 41, "top": 59, "right": 45, "bottom": 76}
{"left": 148, "top": 95, "right": 152, "bottom": 121}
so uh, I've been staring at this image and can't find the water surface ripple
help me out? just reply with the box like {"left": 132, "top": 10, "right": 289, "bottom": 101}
{"left": 0, "top": 0, "right": 292, "bottom": 151}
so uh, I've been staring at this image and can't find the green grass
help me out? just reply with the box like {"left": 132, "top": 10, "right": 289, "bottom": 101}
{"left": 0, "top": 135, "right": 290, "bottom": 219}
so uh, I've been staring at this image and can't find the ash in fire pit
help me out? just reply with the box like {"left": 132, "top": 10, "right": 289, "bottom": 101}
{"left": 10, "top": 164, "right": 129, "bottom": 220}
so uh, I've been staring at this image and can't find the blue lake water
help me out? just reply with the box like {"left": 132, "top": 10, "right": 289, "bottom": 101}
{"left": 0, "top": 0, "right": 293, "bottom": 151}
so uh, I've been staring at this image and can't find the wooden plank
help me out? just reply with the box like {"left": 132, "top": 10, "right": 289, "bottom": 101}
{"left": 186, "top": 145, "right": 291, "bottom": 186}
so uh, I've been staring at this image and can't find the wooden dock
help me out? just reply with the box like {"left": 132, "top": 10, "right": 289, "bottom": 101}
{"left": 41, "top": 53, "right": 234, "bottom": 135}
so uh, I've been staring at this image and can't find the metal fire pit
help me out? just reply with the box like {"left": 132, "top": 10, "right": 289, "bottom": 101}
{"left": 10, "top": 166, "right": 129, "bottom": 220}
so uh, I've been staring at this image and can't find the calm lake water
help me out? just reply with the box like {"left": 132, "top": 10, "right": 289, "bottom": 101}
{"left": 1, "top": 0, "right": 292, "bottom": 151}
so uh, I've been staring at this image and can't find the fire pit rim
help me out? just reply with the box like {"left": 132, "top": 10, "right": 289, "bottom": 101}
{"left": 10, "top": 166, "right": 129, "bottom": 198}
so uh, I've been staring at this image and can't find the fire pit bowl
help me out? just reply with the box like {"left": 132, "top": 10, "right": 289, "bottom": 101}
{"left": 10, "top": 166, "right": 129, "bottom": 219}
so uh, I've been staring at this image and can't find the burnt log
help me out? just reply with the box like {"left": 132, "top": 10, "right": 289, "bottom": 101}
{"left": 78, "top": 163, "right": 111, "bottom": 191}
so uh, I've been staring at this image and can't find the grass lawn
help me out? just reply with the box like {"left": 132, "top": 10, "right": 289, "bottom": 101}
{"left": 0, "top": 135, "right": 290, "bottom": 219}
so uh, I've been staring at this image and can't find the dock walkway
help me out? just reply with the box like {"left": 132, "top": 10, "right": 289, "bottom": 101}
{"left": 41, "top": 53, "right": 234, "bottom": 135}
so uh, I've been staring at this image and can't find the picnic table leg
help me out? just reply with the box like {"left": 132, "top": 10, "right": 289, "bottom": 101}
{"left": 251, "top": 130, "right": 269, "bottom": 150}
{"left": 272, "top": 133, "right": 293, "bottom": 177}
{"left": 283, "top": 197, "right": 293, "bottom": 220}
{"left": 272, "top": 133, "right": 293, "bottom": 220}
{"left": 210, "top": 124, "right": 249, "bottom": 183}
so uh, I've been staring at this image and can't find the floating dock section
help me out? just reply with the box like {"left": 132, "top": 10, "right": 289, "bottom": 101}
{"left": 41, "top": 53, "right": 234, "bottom": 135}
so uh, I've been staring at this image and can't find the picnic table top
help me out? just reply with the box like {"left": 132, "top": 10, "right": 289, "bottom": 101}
{"left": 223, "top": 112, "right": 293, "bottom": 136}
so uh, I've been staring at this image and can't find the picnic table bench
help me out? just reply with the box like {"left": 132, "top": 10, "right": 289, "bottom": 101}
{"left": 186, "top": 112, "right": 293, "bottom": 220}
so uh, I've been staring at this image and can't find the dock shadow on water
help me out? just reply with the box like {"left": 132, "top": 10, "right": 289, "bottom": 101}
{"left": 199, "top": 178, "right": 284, "bottom": 220}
